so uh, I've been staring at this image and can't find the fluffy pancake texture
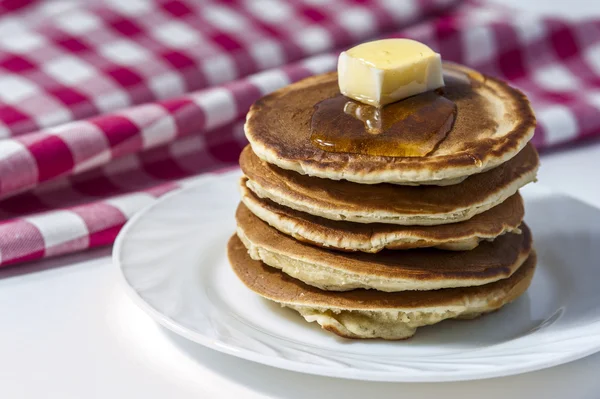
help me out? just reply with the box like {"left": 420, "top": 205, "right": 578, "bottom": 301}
{"left": 231, "top": 59, "right": 539, "bottom": 340}
{"left": 235, "top": 205, "right": 532, "bottom": 292}
{"left": 239, "top": 180, "right": 524, "bottom": 252}
{"left": 245, "top": 64, "right": 536, "bottom": 185}
{"left": 228, "top": 235, "right": 536, "bottom": 340}
{"left": 240, "top": 143, "right": 539, "bottom": 225}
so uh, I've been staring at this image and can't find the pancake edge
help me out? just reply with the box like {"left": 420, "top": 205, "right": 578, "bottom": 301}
{"left": 296, "top": 254, "right": 534, "bottom": 340}
{"left": 235, "top": 220, "right": 532, "bottom": 292}
{"left": 227, "top": 235, "right": 536, "bottom": 339}
{"left": 239, "top": 181, "right": 524, "bottom": 252}
{"left": 244, "top": 165, "right": 537, "bottom": 225}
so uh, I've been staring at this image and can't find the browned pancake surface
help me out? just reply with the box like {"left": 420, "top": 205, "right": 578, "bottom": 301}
{"left": 240, "top": 143, "right": 538, "bottom": 216}
{"left": 240, "top": 182, "right": 524, "bottom": 251}
{"left": 236, "top": 206, "right": 532, "bottom": 282}
{"left": 228, "top": 235, "right": 536, "bottom": 310}
{"left": 245, "top": 65, "right": 535, "bottom": 181}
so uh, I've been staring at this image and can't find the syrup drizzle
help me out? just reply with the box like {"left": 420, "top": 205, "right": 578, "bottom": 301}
{"left": 311, "top": 90, "right": 457, "bottom": 157}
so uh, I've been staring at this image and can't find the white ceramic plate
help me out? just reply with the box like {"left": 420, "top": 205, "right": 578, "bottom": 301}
{"left": 113, "top": 170, "right": 600, "bottom": 382}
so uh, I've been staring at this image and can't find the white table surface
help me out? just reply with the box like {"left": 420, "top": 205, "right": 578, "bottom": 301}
{"left": 2, "top": 141, "right": 600, "bottom": 399}
{"left": 2, "top": 1, "right": 600, "bottom": 398}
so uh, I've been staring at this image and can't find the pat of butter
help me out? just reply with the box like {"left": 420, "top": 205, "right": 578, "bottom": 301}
{"left": 338, "top": 39, "right": 444, "bottom": 107}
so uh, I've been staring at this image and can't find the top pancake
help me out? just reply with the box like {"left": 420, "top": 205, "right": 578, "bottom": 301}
{"left": 245, "top": 63, "right": 536, "bottom": 185}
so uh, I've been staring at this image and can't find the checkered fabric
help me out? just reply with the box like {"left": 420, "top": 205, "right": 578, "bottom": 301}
{"left": 0, "top": 0, "right": 598, "bottom": 268}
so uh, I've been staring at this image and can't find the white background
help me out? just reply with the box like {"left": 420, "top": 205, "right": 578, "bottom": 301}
{"left": 2, "top": 0, "right": 600, "bottom": 398}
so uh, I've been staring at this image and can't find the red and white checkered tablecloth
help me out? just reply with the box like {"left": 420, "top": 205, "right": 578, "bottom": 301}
{"left": 0, "top": 0, "right": 598, "bottom": 268}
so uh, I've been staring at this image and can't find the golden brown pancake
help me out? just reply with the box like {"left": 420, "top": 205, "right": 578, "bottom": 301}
{"left": 240, "top": 143, "right": 539, "bottom": 225}
{"left": 235, "top": 206, "right": 532, "bottom": 292}
{"left": 245, "top": 64, "right": 536, "bottom": 185}
{"left": 228, "top": 235, "right": 536, "bottom": 339}
{"left": 239, "top": 180, "right": 524, "bottom": 252}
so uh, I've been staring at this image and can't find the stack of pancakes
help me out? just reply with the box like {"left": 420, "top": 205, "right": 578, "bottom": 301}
{"left": 228, "top": 63, "right": 539, "bottom": 340}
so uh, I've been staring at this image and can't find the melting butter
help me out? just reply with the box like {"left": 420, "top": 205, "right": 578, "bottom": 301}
{"left": 338, "top": 39, "right": 444, "bottom": 107}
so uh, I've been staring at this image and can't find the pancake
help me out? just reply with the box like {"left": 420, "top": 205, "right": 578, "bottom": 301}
{"left": 245, "top": 63, "right": 536, "bottom": 185}
{"left": 228, "top": 235, "right": 536, "bottom": 339}
{"left": 239, "top": 180, "right": 524, "bottom": 252}
{"left": 240, "top": 143, "right": 538, "bottom": 226}
{"left": 235, "top": 206, "right": 532, "bottom": 292}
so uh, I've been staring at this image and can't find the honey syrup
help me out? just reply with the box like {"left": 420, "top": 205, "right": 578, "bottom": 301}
{"left": 310, "top": 90, "right": 456, "bottom": 157}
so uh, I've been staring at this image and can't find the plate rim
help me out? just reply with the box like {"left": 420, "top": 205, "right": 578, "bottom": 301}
{"left": 113, "top": 170, "right": 600, "bottom": 382}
